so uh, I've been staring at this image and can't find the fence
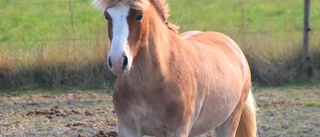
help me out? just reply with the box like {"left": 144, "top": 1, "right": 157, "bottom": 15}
{"left": 0, "top": 0, "right": 319, "bottom": 89}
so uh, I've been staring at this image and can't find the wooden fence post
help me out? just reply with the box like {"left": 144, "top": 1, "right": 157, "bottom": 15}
{"left": 302, "top": 0, "right": 312, "bottom": 76}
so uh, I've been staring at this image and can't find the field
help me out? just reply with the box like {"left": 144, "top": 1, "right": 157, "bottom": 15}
{"left": 1, "top": 86, "right": 320, "bottom": 136}
{"left": 1, "top": 0, "right": 320, "bottom": 136}
{"left": 1, "top": 0, "right": 320, "bottom": 89}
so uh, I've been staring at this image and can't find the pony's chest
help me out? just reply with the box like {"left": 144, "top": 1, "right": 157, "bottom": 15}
{"left": 118, "top": 98, "right": 166, "bottom": 134}
{"left": 113, "top": 86, "right": 186, "bottom": 134}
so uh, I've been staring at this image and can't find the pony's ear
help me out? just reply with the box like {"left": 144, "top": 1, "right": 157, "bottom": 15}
{"left": 92, "top": 0, "right": 115, "bottom": 12}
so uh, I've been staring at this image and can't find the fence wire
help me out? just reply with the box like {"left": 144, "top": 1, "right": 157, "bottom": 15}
{"left": 0, "top": 1, "right": 319, "bottom": 49}
{"left": 1, "top": 1, "right": 319, "bottom": 40}
{"left": 0, "top": 0, "right": 319, "bottom": 87}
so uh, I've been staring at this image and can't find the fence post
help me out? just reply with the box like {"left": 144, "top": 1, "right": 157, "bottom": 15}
{"left": 302, "top": 0, "right": 312, "bottom": 76}
{"left": 69, "top": 0, "right": 76, "bottom": 48}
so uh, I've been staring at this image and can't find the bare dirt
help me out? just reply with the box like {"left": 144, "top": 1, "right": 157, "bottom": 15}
{"left": 0, "top": 86, "right": 319, "bottom": 137}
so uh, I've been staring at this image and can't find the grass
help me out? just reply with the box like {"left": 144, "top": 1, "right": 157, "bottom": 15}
{"left": 0, "top": 0, "right": 114, "bottom": 90}
{"left": 168, "top": 0, "right": 320, "bottom": 32}
{"left": 0, "top": 86, "right": 113, "bottom": 96}
{"left": 0, "top": 0, "right": 320, "bottom": 90}
{"left": 306, "top": 102, "right": 320, "bottom": 107}
{"left": 169, "top": 0, "right": 320, "bottom": 84}
{"left": 0, "top": 0, "right": 106, "bottom": 46}
{"left": 0, "top": 77, "right": 114, "bottom": 95}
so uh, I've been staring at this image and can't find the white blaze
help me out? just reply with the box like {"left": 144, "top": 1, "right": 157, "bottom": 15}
{"left": 107, "top": 2, "right": 130, "bottom": 63}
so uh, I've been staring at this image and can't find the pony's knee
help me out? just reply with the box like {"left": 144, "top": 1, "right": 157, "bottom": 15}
{"left": 118, "top": 126, "right": 141, "bottom": 137}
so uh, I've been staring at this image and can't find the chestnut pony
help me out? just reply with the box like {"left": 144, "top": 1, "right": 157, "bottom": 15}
{"left": 93, "top": 0, "right": 256, "bottom": 136}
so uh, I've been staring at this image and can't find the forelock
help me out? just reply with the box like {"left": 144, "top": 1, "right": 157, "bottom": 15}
{"left": 92, "top": 0, "right": 179, "bottom": 33}
{"left": 92, "top": 0, "right": 147, "bottom": 12}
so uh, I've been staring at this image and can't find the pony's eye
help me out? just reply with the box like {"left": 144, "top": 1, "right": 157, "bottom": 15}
{"left": 104, "top": 16, "right": 110, "bottom": 21}
{"left": 136, "top": 14, "right": 143, "bottom": 21}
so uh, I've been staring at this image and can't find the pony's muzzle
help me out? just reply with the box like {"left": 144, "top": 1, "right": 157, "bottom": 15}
{"left": 108, "top": 55, "right": 129, "bottom": 74}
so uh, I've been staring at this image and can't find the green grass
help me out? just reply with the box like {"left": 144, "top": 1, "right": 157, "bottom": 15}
{"left": 168, "top": 0, "right": 320, "bottom": 32}
{"left": 168, "top": 0, "right": 320, "bottom": 84}
{"left": 0, "top": 88, "right": 71, "bottom": 96}
{"left": 0, "top": 0, "right": 106, "bottom": 47}
{"left": 0, "top": 84, "right": 114, "bottom": 96}
{"left": 0, "top": 0, "right": 320, "bottom": 90}
{"left": 305, "top": 102, "right": 320, "bottom": 107}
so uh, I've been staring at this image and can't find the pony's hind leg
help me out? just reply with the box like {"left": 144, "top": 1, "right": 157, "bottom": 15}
{"left": 235, "top": 91, "right": 257, "bottom": 137}
{"left": 214, "top": 100, "right": 245, "bottom": 137}
{"left": 214, "top": 90, "right": 257, "bottom": 137}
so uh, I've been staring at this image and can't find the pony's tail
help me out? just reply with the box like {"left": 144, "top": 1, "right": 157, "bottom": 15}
{"left": 236, "top": 90, "right": 257, "bottom": 137}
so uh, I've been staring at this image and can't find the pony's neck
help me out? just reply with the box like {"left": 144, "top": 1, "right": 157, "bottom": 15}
{"left": 130, "top": 21, "right": 177, "bottom": 84}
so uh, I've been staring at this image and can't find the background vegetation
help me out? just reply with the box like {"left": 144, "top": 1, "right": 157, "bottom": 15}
{"left": 0, "top": 0, "right": 320, "bottom": 90}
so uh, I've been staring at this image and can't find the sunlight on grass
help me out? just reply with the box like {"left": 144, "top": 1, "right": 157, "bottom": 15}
{"left": 0, "top": 0, "right": 106, "bottom": 47}
{"left": 168, "top": 0, "right": 320, "bottom": 84}
{"left": 0, "top": 0, "right": 320, "bottom": 89}
{"left": 306, "top": 102, "right": 320, "bottom": 107}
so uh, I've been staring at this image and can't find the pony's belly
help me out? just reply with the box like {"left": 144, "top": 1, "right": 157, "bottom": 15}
{"left": 189, "top": 110, "right": 230, "bottom": 136}
{"left": 189, "top": 92, "right": 240, "bottom": 136}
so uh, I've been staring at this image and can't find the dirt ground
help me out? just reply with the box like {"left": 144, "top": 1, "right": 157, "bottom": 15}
{"left": 0, "top": 86, "right": 319, "bottom": 137}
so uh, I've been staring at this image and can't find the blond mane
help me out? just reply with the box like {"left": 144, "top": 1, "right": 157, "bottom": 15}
{"left": 150, "top": 0, "right": 179, "bottom": 33}
{"left": 92, "top": 0, "right": 179, "bottom": 33}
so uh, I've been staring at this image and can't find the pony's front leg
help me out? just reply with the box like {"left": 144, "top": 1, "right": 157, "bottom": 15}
{"left": 165, "top": 132, "right": 188, "bottom": 137}
{"left": 164, "top": 128, "right": 189, "bottom": 137}
{"left": 117, "top": 123, "right": 142, "bottom": 137}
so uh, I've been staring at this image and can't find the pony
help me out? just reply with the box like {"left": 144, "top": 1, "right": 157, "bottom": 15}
{"left": 92, "top": 0, "right": 257, "bottom": 136}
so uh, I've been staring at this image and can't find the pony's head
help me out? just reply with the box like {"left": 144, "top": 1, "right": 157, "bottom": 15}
{"left": 93, "top": 0, "right": 178, "bottom": 74}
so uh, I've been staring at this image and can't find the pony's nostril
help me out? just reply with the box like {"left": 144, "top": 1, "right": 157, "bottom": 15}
{"left": 123, "top": 56, "right": 128, "bottom": 69}
{"left": 108, "top": 57, "right": 112, "bottom": 68}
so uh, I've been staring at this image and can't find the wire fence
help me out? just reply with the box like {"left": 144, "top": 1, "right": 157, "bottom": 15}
{"left": 0, "top": 0, "right": 107, "bottom": 46}
{"left": 1, "top": 1, "right": 319, "bottom": 43}
{"left": 0, "top": 0, "right": 90, "bottom": 5}
{"left": 0, "top": 0, "right": 319, "bottom": 87}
